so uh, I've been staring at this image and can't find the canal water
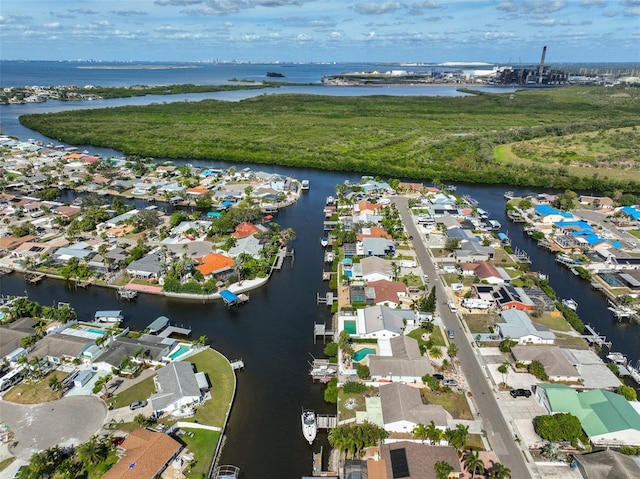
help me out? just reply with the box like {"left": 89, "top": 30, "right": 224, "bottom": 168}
{"left": 1, "top": 92, "right": 636, "bottom": 477}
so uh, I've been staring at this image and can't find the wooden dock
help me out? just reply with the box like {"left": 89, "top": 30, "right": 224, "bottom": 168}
{"left": 316, "top": 415, "right": 337, "bottom": 430}
{"left": 313, "top": 322, "right": 335, "bottom": 344}
{"left": 582, "top": 324, "right": 612, "bottom": 349}
{"left": 230, "top": 359, "right": 245, "bottom": 371}
{"left": 316, "top": 292, "right": 335, "bottom": 306}
{"left": 311, "top": 447, "right": 338, "bottom": 477}
{"left": 272, "top": 247, "right": 288, "bottom": 270}
{"left": 25, "top": 272, "right": 45, "bottom": 284}
{"left": 158, "top": 324, "right": 192, "bottom": 338}
{"left": 117, "top": 288, "right": 138, "bottom": 300}
{"left": 76, "top": 278, "right": 94, "bottom": 288}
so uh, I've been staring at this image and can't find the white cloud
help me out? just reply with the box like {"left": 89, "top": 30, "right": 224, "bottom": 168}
{"left": 43, "top": 22, "right": 62, "bottom": 29}
{"left": 352, "top": 2, "right": 403, "bottom": 15}
{"left": 496, "top": 1, "right": 517, "bottom": 13}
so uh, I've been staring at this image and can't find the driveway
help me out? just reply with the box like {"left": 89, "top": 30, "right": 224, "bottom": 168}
{"left": 0, "top": 396, "right": 107, "bottom": 460}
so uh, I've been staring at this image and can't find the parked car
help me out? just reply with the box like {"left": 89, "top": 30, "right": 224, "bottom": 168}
{"left": 433, "top": 373, "right": 444, "bottom": 381}
{"left": 442, "top": 379, "right": 458, "bottom": 387}
{"left": 510, "top": 388, "right": 532, "bottom": 398}
{"left": 129, "top": 400, "right": 148, "bottom": 410}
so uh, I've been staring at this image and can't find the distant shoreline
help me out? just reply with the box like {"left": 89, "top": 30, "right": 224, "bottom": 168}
{"left": 77, "top": 65, "right": 201, "bottom": 70}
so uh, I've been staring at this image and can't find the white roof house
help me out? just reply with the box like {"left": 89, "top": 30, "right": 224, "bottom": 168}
{"left": 369, "top": 336, "right": 432, "bottom": 382}
{"left": 150, "top": 362, "right": 205, "bottom": 415}
{"left": 380, "top": 383, "right": 451, "bottom": 434}
{"left": 355, "top": 305, "right": 415, "bottom": 339}
{"left": 495, "top": 309, "right": 555, "bottom": 345}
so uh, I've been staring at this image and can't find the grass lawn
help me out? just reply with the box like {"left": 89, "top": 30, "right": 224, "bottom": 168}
{"left": 531, "top": 312, "right": 572, "bottom": 332}
{"left": 107, "top": 374, "right": 157, "bottom": 409}
{"left": 553, "top": 333, "right": 589, "bottom": 349}
{"left": 337, "top": 390, "right": 368, "bottom": 421}
{"left": 189, "top": 349, "right": 235, "bottom": 427}
{"left": 83, "top": 449, "right": 119, "bottom": 479}
{"left": 421, "top": 389, "right": 473, "bottom": 420}
{"left": 407, "top": 326, "right": 445, "bottom": 348}
{"left": 176, "top": 429, "right": 221, "bottom": 479}
{"left": 463, "top": 313, "right": 500, "bottom": 334}
{"left": 3, "top": 370, "right": 67, "bottom": 404}
{"left": 466, "top": 434, "right": 485, "bottom": 451}
{"left": 0, "top": 457, "right": 16, "bottom": 473}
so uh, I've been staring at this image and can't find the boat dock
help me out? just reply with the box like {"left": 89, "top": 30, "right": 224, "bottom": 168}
{"left": 117, "top": 288, "right": 138, "bottom": 300}
{"left": 582, "top": 324, "right": 612, "bottom": 349}
{"left": 313, "top": 322, "right": 335, "bottom": 344}
{"left": 230, "top": 359, "right": 245, "bottom": 371}
{"left": 158, "top": 324, "right": 192, "bottom": 338}
{"left": 308, "top": 358, "right": 337, "bottom": 382}
{"left": 25, "top": 272, "right": 45, "bottom": 284}
{"left": 272, "top": 247, "right": 294, "bottom": 271}
{"left": 219, "top": 289, "right": 250, "bottom": 308}
{"left": 316, "top": 292, "right": 335, "bottom": 306}
{"left": 316, "top": 415, "right": 337, "bottom": 430}
{"left": 513, "top": 247, "right": 531, "bottom": 263}
{"left": 310, "top": 446, "right": 338, "bottom": 477}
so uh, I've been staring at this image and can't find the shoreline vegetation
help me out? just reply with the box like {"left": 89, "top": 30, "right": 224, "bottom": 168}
{"left": 19, "top": 85, "right": 640, "bottom": 193}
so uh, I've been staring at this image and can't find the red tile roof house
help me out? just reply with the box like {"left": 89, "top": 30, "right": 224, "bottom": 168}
{"left": 231, "top": 221, "right": 260, "bottom": 239}
{"left": 102, "top": 428, "right": 183, "bottom": 479}
{"left": 366, "top": 279, "right": 409, "bottom": 308}
{"left": 460, "top": 261, "right": 505, "bottom": 285}
{"left": 357, "top": 226, "right": 391, "bottom": 241}
{"left": 195, "top": 253, "right": 235, "bottom": 279}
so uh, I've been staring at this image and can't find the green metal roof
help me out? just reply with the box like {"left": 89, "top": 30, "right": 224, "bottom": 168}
{"left": 539, "top": 383, "right": 640, "bottom": 437}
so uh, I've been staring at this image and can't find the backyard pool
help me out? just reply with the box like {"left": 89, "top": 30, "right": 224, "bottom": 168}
{"left": 343, "top": 320, "right": 356, "bottom": 335}
{"left": 169, "top": 344, "right": 191, "bottom": 360}
{"left": 86, "top": 328, "right": 106, "bottom": 335}
{"left": 352, "top": 347, "right": 376, "bottom": 362}
{"left": 601, "top": 274, "right": 624, "bottom": 287}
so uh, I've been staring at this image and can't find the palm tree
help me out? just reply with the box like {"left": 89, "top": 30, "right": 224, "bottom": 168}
{"left": 77, "top": 435, "right": 108, "bottom": 466}
{"left": 134, "top": 413, "right": 151, "bottom": 428}
{"left": 434, "top": 460, "right": 454, "bottom": 479}
{"left": 48, "top": 375, "right": 62, "bottom": 394}
{"left": 425, "top": 420, "right": 442, "bottom": 445}
{"left": 412, "top": 423, "right": 428, "bottom": 444}
{"left": 428, "top": 345, "right": 443, "bottom": 360}
{"left": 447, "top": 343, "right": 458, "bottom": 359}
{"left": 488, "top": 462, "right": 512, "bottom": 479}
{"left": 498, "top": 360, "right": 510, "bottom": 387}
{"left": 464, "top": 450, "right": 485, "bottom": 479}
{"left": 440, "top": 358, "right": 451, "bottom": 372}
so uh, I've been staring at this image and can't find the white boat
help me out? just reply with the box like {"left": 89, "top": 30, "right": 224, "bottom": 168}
{"left": 302, "top": 410, "right": 317, "bottom": 445}
{"left": 301, "top": 179, "right": 310, "bottom": 190}
{"left": 320, "top": 237, "right": 328, "bottom": 247}
{"left": 561, "top": 298, "right": 578, "bottom": 311}
{"left": 606, "top": 352, "right": 628, "bottom": 365}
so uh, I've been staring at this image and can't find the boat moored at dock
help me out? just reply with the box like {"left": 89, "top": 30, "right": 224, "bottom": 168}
{"left": 301, "top": 409, "right": 317, "bottom": 445}
{"left": 561, "top": 298, "right": 578, "bottom": 311}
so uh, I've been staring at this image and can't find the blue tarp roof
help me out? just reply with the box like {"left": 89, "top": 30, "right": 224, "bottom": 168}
{"left": 219, "top": 289, "right": 239, "bottom": 303}
{"left": 221, "top": 200, "right": 233, "bottom": 207}
{"left": 147, "top": 315, "right": 169, "bottom": 331}
{"left": 535, "top": 204, "right": 573, "bottom": 218}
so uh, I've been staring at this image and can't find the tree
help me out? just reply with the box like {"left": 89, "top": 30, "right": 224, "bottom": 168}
{"left": 617, "top": 384, "right": 637, "bottom": 401}
{"left": 425, "top": 420, "right": 442, "bottom": 445}
{"left": 464, "top": 450, "right": 485, "bottom": 479}
{"left": 428, "top": 345, "right": 443, "bottom": 360}
{"left": 134, "top": 413, "right": 151, "bottom": 428}
{"left": 356, "top": 364, "right": 370, "bottom": 379}
{"left": 445, "top": 237, "right": 461, "bottom": 251}
{"left": 412, "top": 423, "right": 428, "bottom": 443}
{"left": 527, "top": 360, "right": 548, "bottom": 381}
{"left": 534, "top": 413, "right": 586, "bottom": 446}
{"left": 434, "top": 460, "right": 454, "bottom": 479}
{"left": 488, "top": 463, "right": 512, "bottom": 479}
{"left": 324, "top": 342, "right": 339, "bottom": 358}
{"left": 48, "top": 375, "right": 62, "bottom": 394}
{"left": 447, "top": 343, "right": 458, "bottom": 359}
{"left": 498, "top": 360, "right": 510, "bottom": 386}
{"left": 76, "top": 435, "right": 108, "bottom": 466}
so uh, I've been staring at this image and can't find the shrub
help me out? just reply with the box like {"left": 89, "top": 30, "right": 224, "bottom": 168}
{"left": 356, "top": 364, "right": 370, "bottom": 380}
{"left": 528, "top": 360, "right": 548, "bottom": 380}
{"left": 343, "top": 380, "right": 367, "bottom": 394}
{"left": 324, "top": 342, "right": 338, "bottom": 358}
{"left": 324, "top": 378, "right": 338, "bottom": 403}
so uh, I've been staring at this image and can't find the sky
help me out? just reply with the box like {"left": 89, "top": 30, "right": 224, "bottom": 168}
{"left": 1, "top": 0, "right": 639, "bottom": 64}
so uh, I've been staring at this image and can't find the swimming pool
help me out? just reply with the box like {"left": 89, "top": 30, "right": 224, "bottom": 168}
{"left": 352, "top": 347, "right": 376, "bottom": 362}
{"left": 169, "top": 344, "right": 191, "bottom": 360}
{"left": 601, "top": 274, "right": 623, "bottom": 287}
{"left": 86, "top": 328, "right": 106, "bottom": 335}
{"left": 344, "top": 320, "right": 356, "bottom": 335}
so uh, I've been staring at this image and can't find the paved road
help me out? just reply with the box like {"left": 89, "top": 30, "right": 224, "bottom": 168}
{"left": 0, "top": 396, "right": 107, "bottom": 460}
{"left": 393, "top": 196, "right": 533, "bottom": 479}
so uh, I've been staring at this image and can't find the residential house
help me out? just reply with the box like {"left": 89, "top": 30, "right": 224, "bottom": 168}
{"left": 102, "top": 428, "right": 183, "bottom": 479}
{"left": 150, "top": 361, "right": 208, "bottom": 415}
{"left": 195, "top": 253, "right": 235, "bottom": 279}
{"left": 231, "top": 222, "right": 260, "bottom": 239}
{"left": 0, "top": 318, "right": 37, "bottom": 358}
{"left": 573, "top": 449, "right": 640, "bottom": 479}
{"left": 366, "top": 441, "right": 461, "bottom": 479}
{"left": 94, "top": 336, "right": 175, "bottom": 370}
{"left": 26, "top": 334, "right": 94, "bottom": 365}
{"left": 534, "top": 204, "right": 573, "bottom": 224}
{"left": 368, "top": 336, "right": 432, "bottom": 382}
{"left": 354, "top": 305, "right": 414, "bottom": 339}
{"left": 228, "top": 235, "right": 263, "bottom": 259}
{"left": 366, "top": 279, "right": 409, "bottom": 308}
{"left": 359, "top": 237, "right": 395, "bottom": 257}
{"left": 357, "top": 256, "right": 394, "bottom": 282}
{"left": 495, "top": 309, "right": 555, "bottom": 344}
{"left": 126, "top": 252, "right": 163, "bottom": 279}
{"left": 460, "top": 261, "right": 504, "bottom": 284}
{"left": 511, "top": 345, "right": 579, "bottom": 381}
{"left": 535, "top": 383, "right": 640, "bottom": 446}
{"left": 379, "top": 383, "right": 451, "bottom": 434}
{"left": 473, "top": 284, "right": 535, "bottom": 311}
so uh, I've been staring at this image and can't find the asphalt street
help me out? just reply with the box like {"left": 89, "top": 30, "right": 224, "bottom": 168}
{"left": 393, "top": 196, "right": 533, "bottom": 479}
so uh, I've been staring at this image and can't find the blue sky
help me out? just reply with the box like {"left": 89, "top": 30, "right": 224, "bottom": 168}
{"left": 1, "top": 0, "right": 639, "bottom": 63}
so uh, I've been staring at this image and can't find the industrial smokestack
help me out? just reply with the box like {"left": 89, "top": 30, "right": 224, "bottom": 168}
{"left": 538, "top": 46, "right": 547, "bottom": 83}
